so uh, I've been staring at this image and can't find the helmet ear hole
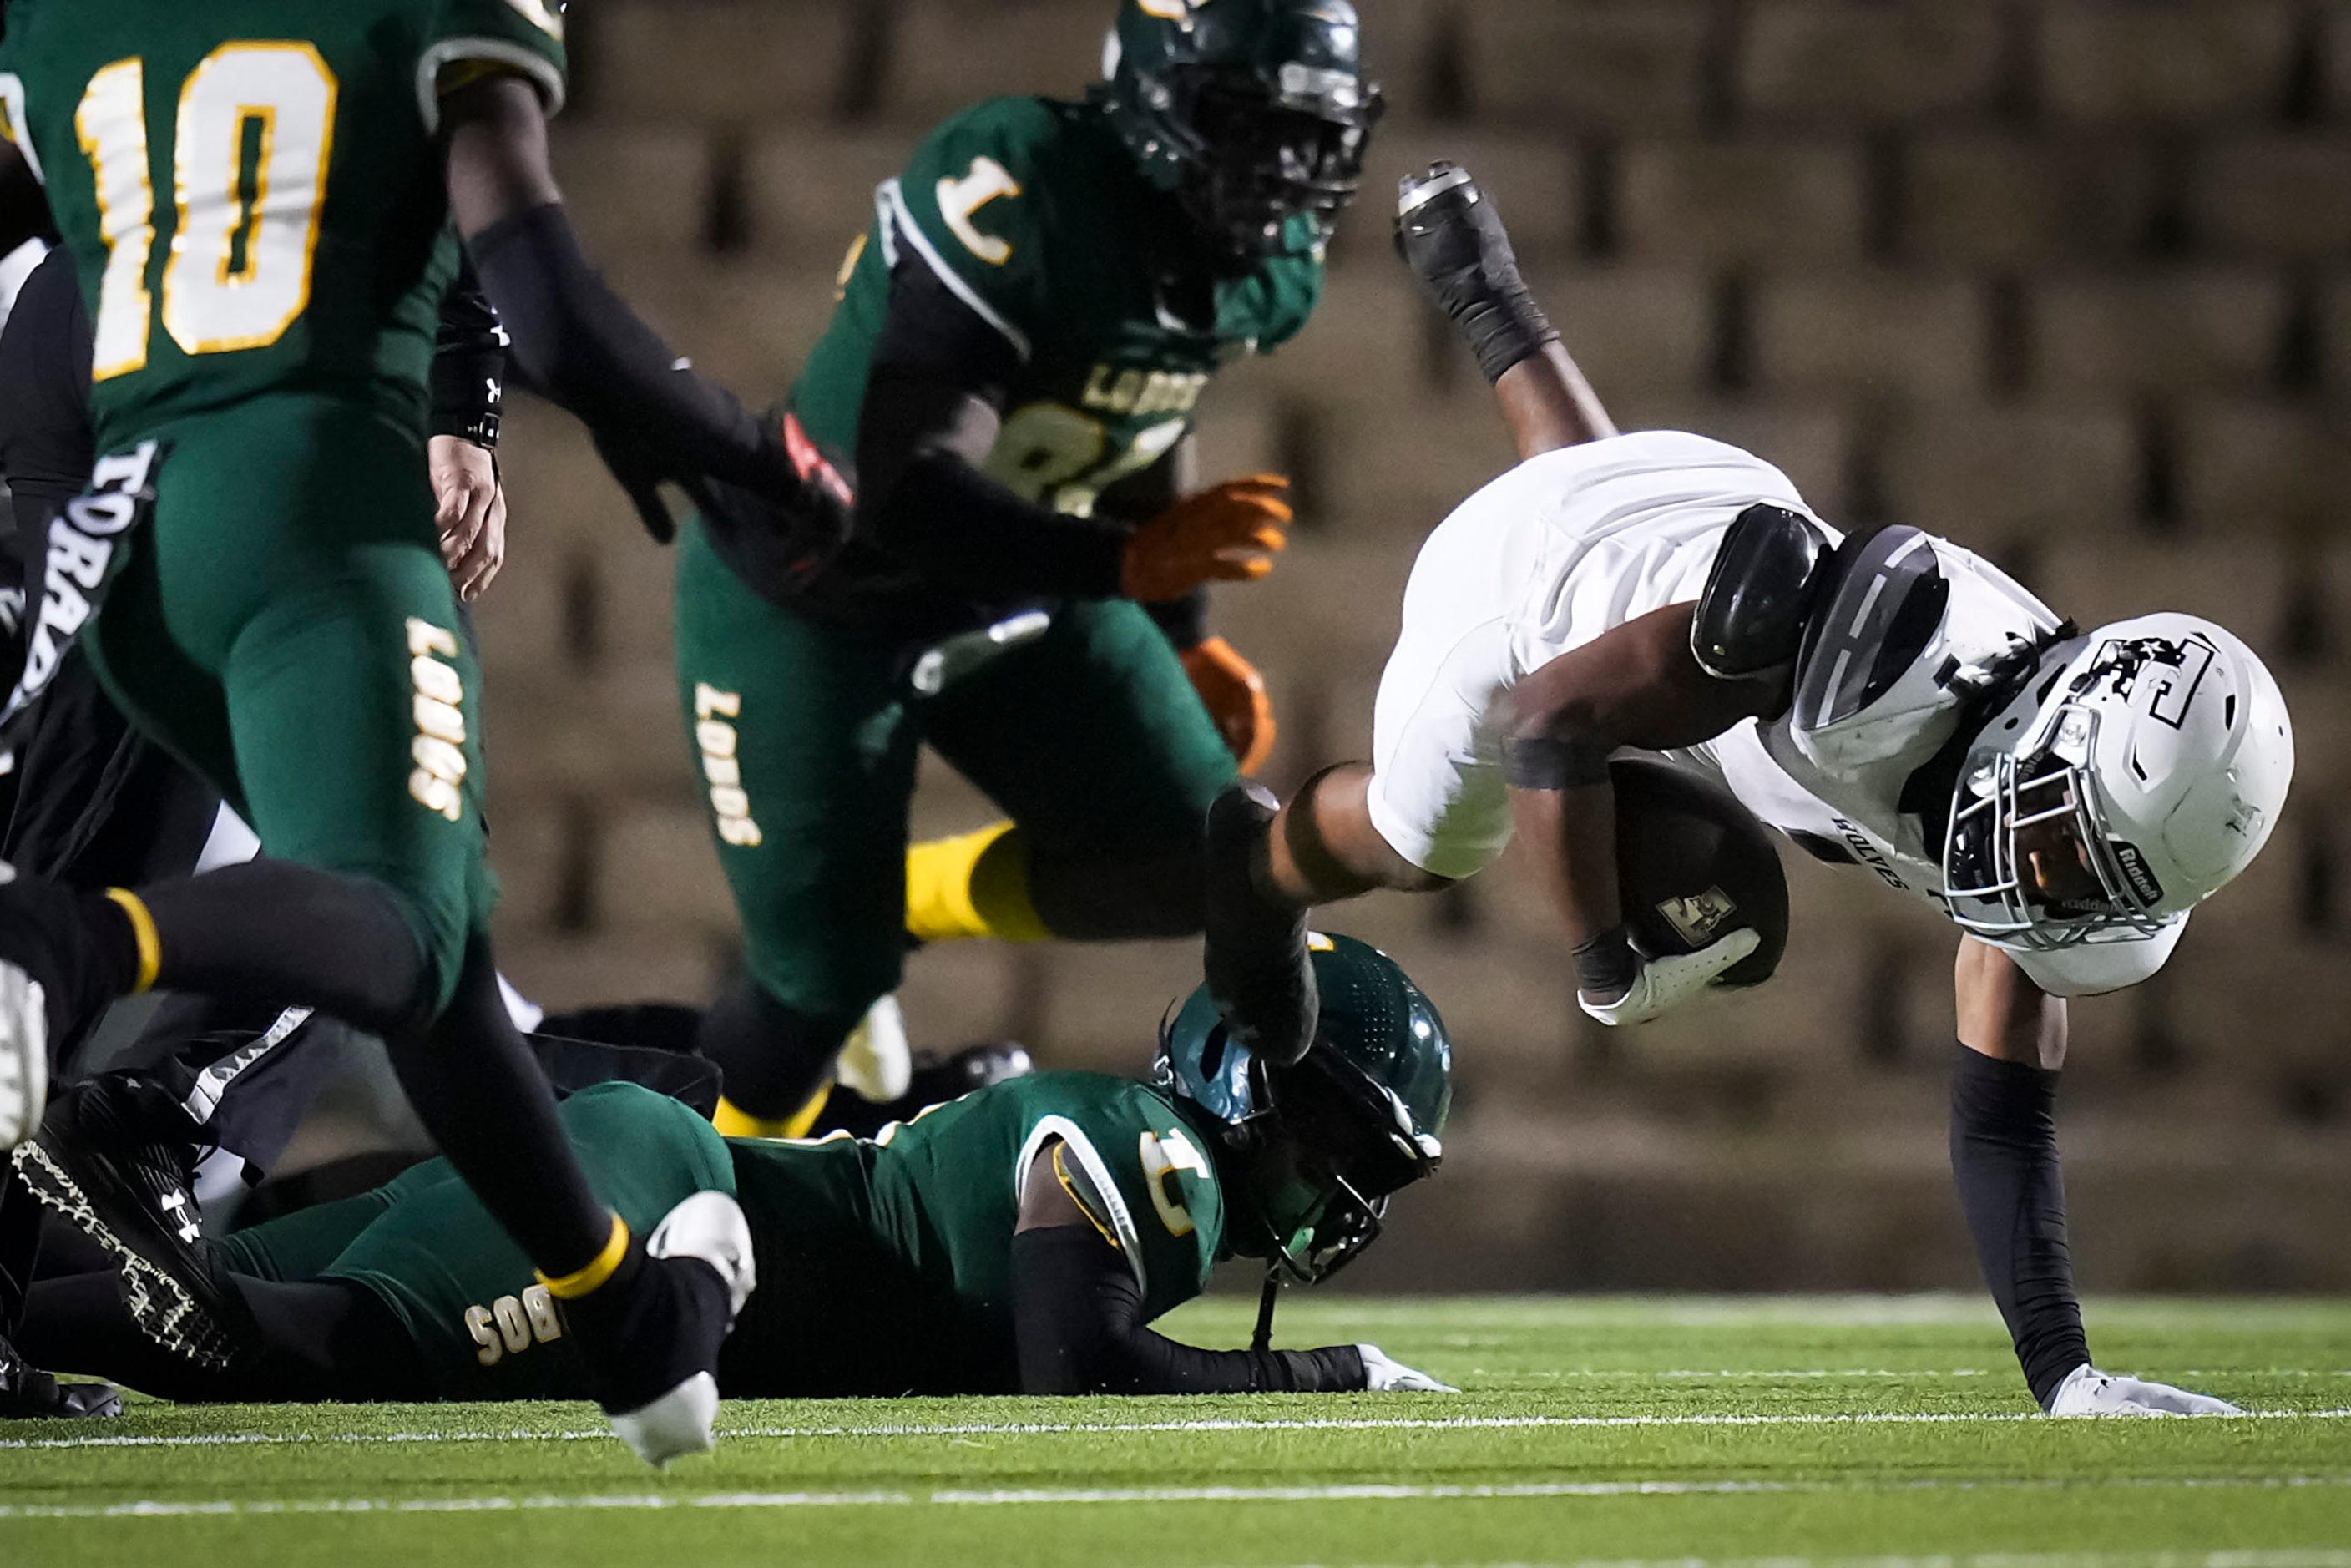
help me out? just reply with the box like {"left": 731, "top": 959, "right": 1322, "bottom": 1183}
{"left": 1199, "top": 1022, "right": 1231, "bottom": 1080}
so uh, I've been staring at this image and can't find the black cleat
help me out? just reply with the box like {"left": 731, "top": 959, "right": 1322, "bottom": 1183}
{"left": 559, "top": 1194, "right": 755, "bottom": 1467}
{"left": 1202, "top": 781, "right": 1320, "bottom": 1068}
{"left": 12, "top": 1074, "right": 249, "bottom": 1370}
{"left": 0, "top": 1333, "right": 122, "bottom": 1420}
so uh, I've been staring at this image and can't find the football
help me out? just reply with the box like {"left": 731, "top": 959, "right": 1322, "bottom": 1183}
{"left": 1611, "top": 755, "right": 1789, "bottom": 988}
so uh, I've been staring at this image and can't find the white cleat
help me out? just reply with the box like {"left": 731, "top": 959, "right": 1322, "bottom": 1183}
{"left": 604, "top": 1191, "right": 756, "bottom": 1468}
{"left": 2045, "top": 1363, "right": 2243, "bottom": 1418}
{"left": 836, "top": 994, "right": 913, "bottom": 1103}
{"left": 0, "top": 961, "right": 48, "bottom": 1151}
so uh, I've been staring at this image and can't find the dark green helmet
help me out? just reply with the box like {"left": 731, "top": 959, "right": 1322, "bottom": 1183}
{"left": 1096, "top": 0, "right": 1382, "bottom": 258}
{"left": 1155, "top": 932, "right": 1449, "bottom": 1283}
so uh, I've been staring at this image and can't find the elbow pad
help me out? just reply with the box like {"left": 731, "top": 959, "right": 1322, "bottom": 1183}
{"left": 1690, "top": 503, "right": 1833, "bottom": 680}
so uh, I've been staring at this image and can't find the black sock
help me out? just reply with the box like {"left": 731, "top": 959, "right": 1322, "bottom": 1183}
{"left": 384, "top": 936, "right": 611, "bottom": 1276}
{"left": 695, "top": 981, "right": 853, "bottom": 1120}
{"left": 139, "top": 862, "right": 432, "bottom": 1035}
{"left": 1949, "top": 1041, "right": 2091, "bottom": 1408}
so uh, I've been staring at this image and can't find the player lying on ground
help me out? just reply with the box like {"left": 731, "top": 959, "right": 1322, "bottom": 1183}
{"left": 0, "top": 0, "right": 842, "bottom": 1462}
{"left": 1204, "top": 165, "right": 2292, "bottom": 1419}
{"left": 675, "top": 0, "right": 1378, "bottom": 1137}
{"left": 18, "top": 935, "right": 1450, "bottom": 1402}
{"left": 0, "top": 238, "right": 519, "bottom": 1419}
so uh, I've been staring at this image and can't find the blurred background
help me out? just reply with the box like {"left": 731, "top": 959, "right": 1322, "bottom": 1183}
{"left": 456, "top": 0, "right": 2349, "bottom": 1293}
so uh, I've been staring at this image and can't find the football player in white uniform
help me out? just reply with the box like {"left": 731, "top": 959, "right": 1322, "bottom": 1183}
{"left": 1204, "top": 164, "right": 2294, "bottom": 1419}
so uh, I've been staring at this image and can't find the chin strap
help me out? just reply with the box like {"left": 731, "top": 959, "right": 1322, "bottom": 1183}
{"left": 1251, "top": 1267, "right": 1282, "bottom": 1354}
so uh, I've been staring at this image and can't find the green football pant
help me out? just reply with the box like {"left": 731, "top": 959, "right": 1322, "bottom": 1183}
{"left": 83, "top": 395, "right": 494, "bottom": 1012}
{"left": 216, "top": 1084, "right": 736, "bottom": 1400}
{"left": 672, "top": 519, "right": 1237, "bottom": 1020}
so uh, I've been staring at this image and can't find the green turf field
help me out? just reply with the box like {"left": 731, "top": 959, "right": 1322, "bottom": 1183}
{"left": 3, "top": 1295, "right": 2346, "bottom": 1567}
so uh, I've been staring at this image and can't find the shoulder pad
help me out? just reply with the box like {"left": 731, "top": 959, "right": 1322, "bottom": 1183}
{"left": 1691, "top": 503, "right": 1832, "bottom": 679}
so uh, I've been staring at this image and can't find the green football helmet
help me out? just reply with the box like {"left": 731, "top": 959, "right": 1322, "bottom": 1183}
{"left": 1155, "top": 932, "right": 1449, "bottom": 1283}
{"left": 1097, "top": 0, "right": 1382, "bottom": 257}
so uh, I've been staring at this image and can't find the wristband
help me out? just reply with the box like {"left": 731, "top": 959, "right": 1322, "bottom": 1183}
{"left": 1574, "top": 925, "right": 1640, "bottom": 999}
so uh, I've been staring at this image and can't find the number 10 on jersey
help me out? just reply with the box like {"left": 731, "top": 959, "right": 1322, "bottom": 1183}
{"left": 18, "top": 43, "right": 337, "bottom": 381}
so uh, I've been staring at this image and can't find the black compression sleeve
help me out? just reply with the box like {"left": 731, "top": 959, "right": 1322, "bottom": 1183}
{"left": 430, "top": 253, "right": 508, "bottom": 448}
{"left": 855, "top": 258, "right": 1129, "bottom": 598}
{"left": 1949, "top": 1042, "right": 2091, "bottom": 1409}
{"left": 1012, "top": 1225, "right": 1364, "bottom": 1394}
{"left": 466, "top": 203, "right": 783, "bottom": 495}
{"left": 870, "top": 451, "right": 1128, "bottom": 599}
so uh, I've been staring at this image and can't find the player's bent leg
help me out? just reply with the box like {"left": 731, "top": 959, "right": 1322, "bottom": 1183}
{"left": 673, "top": 521, "right": 916, "bottom": 1127}
{"left": 922, "top": 599, "right": 1237, "bottom": 940}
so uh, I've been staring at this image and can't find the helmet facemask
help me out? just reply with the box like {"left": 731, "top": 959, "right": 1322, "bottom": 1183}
{"left": 1945, "top": 648, "right": 2182, "bottom": 950}
{"left": 1173, "top": 66, "right": 1377, "bottom": 256}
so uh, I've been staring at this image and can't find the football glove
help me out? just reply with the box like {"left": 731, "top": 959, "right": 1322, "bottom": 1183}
{"left": 1122, "top": 475, "right": 1291, "bottom": 602}
{"left": 1358, "top": 1344, "right": 1455, "bottom": 1393}
{"left": 1577, "top": 927, "right": 1760, "bottom": 1027}
{"left": 598, "top": 409, "right": 855, "bottom": 591}
{"left": 1394, "top": 162, "right": 1557, "bottom": 385}
{"left": 2045, "top": 1363, "right": 2242, "bottom": 1418}
{"left": 1181, "top": 637, "right": 1277, "bottom": 774}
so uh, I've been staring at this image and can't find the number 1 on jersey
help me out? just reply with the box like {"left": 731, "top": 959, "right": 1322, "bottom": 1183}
{"left": 65, "top": 43, "right": 337, "bottom": 380}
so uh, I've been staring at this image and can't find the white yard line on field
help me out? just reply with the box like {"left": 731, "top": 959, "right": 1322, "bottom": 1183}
{"left": 6, "top": 1475, "right": 2351, "bottom": 1523}
{"left": 8, "top": 1407, "right": 2351, "bottom": 1453}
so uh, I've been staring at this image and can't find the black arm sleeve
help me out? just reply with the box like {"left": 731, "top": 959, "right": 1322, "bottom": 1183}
{"left": 856, "top": 258, "right": 1129, "bottom": 599}
{"left": 1141, "top": 589, "right": 1209, "bottom": 650}
{"left": 1012, "top": 1225, "right": 1365, "bottom": 1395}
{"left": 465, "top": 202, "right": 787, "bottom": 498}
{"left": 429, "top": 253, "right": 508, "bottom": 448}
{"left": 1949, "top": 1042, "right": 2091, "bottom": 1409}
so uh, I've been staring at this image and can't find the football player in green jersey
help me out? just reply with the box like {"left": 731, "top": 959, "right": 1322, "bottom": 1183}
{"left": 21, "top": 935, "right": 1453, "bottom": 1401}
{"left": 681, "top": 0, "right": 1380, "bottom": 1140}
{"left": 0, "top": 0, "right": 835, "bottom": 1463}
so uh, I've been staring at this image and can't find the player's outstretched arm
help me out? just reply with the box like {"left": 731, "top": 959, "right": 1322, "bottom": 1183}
{"left": 1395, "top": 163, "right": 1615, "bottom": 460}
{"left": 1009, "top": 1142, "right": 1388, "bottom": 1395}
{"left": 439, "top": 76, "right": 814, "bottom": 539}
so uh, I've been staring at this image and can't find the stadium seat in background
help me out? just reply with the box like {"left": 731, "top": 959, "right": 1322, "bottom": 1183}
{"left": 1750, "top": 272, "right": 1990, "bottom": 399}
{"left": 1455, "top": 0, "right": 1720, "bottom": 134}
{"left": 1617, "top": 139, "right": 1869, "bottom": 266}
{"left": 2035, "top": 1, "right": 2304, "bottom": 129}
{"left": 1877, "top": 402, "right": 2141, "bottom": 551}
{"left": 1235, "top": 271, "right": 1429, "bottom": 409}
{"left": 600, "top": 260, "right": 840, "bottom": 397}
{"left": 595, "top": 802, "right": 739, "bottom": 935}
{"left": 549, "top": 124, "right": 712, "bottom": 263}
{"left": 580, "top": 1, "right": 857, "bottom": 124}
{"left": 497, "top": 933, "right": 730, "bottom": 1014}
{"left": 1317, "top": 391, "right": 1520, "bottom": 544}
{"left": 1735, "top": 1, "right": 2011, "bottom": 129}
{"left": 1328, "top": 130, "right": 1580, "bottom": 274}
{"left": 2188, "top": 134, "right": 2351, "bottom": 264}
{"left": 1605, "top": 397, "right": 1853, "bottom": 522}
{"left": 2175, "top": 400, "right": 2351, "bottom": 538}
{"left": 1900, "top": 135, "right": 2162, "bottom": 269}
{"left": 741, "top": 130, "right": 910, "bottom": 265}
{"left": 879, "top": 0, "right": 1120, "bottom": 123}
{"left": 2034, "top": 541, "right": 2293, "bottom": 660}
{"left": 2030, "top": 273, "right": 2292, "bottom": 397}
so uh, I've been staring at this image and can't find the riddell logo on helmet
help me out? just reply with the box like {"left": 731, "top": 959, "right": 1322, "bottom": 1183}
{"left": 2112, "top": 842, "right": 2164, "bottom": 906}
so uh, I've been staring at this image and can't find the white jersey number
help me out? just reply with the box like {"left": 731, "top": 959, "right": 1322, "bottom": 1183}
{"left": 68, "top": 43, "right": 337, "bottom": 380}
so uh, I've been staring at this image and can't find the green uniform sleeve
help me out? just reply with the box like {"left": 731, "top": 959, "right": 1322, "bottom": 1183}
{"left": 418, "top": 0, "right": 571, "bottom": 133}
{"left": 882, "top": 99, "right": 1069, "bottom": 364}
{"left": 1012, "top": 1080, "right": 1224, "bottom": 1318}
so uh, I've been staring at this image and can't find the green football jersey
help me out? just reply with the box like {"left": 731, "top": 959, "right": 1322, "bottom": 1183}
{"left": 720, "top": 1070, "right": 1229, "bottom": 1395}
{"left": 792, "top": 95, "right": 1323, "bottom": 523}
{"left": 0, "top": 0, "right": 567, "bottom": 453}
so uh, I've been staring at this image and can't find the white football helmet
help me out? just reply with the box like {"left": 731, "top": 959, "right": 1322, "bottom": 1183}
{"left": 1943, "top": 614, "right": 2294, "bottom": 950}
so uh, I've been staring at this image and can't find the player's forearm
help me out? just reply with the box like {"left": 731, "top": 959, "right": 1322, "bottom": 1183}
{"left": 463, "top": 204, "right": 780, "bottom": 491}
{"left": 865, "top": 447, "right": 1129, "bottom": 598}
{"left": 1496, "top": 341, "right": 1616, "bottom": 461}
{"left": 1509, "top": 779, "right": 1624, "bottom": 959}
{"left": 1011, "top": 1227, "right": 1365, "bottom": 1394}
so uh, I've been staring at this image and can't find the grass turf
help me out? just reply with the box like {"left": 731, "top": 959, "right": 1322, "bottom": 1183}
{"left": 3, "top": 1294, "right": 2348, "bottom": 1566}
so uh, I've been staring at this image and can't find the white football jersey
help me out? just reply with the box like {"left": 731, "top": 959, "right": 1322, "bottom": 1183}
{"left": 1367, "top": 430, "right": 2185, "bottom": 996}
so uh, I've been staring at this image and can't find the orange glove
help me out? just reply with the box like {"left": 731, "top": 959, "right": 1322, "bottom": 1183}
{"left": 1121, "top": 474, "right": 1291, "bottom": 601}
{"left": 1182, "top": 636, "right": 1277, "bottom": 775}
